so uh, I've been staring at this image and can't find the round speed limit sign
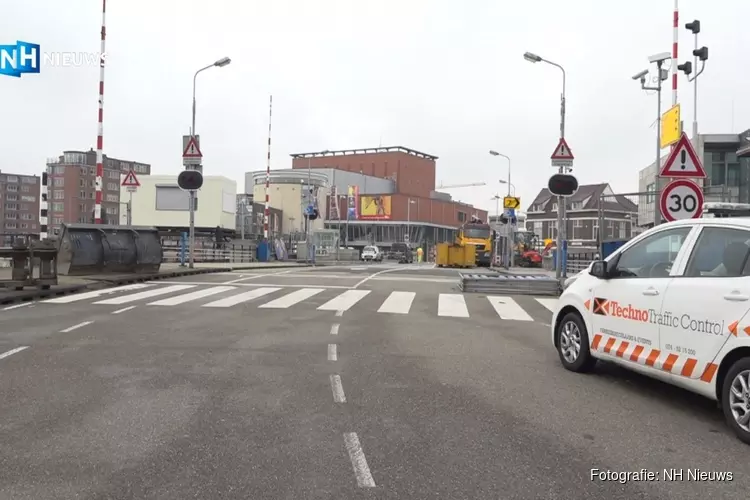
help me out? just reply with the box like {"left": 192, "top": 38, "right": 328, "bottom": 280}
{"left": 659, "top": 179, "right": 704, "bottom": 222}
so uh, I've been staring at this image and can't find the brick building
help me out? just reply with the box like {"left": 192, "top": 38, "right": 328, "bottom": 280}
{"left": 290, "top": 146, "right": 488, "bottom": 249}
{"left": 0, "top": 171, "right": 40, "bottom": 245}
{"left": 45, "top": 150, "right": 151, "bottom": 235}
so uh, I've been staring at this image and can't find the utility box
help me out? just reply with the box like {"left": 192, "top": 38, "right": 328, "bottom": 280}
{"left": 436, "top": 242, "right": 451, "bottom": 267}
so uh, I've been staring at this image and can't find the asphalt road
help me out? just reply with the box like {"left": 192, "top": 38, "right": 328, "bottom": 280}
{"left": 0, "top": 264, "right": 747, "bottom": 499}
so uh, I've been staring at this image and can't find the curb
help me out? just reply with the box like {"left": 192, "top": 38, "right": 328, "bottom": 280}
{"left": 0, "top": 264, "right": 310, "bottom": 307}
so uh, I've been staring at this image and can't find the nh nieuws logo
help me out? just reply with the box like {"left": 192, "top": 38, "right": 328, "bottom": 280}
{"left": 0, "top": 41, "right": 107, "bottom": 78}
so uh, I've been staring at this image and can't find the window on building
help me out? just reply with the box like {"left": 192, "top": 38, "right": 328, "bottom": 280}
{"left": 457, "top": 211, "right": 466, "bottom": 222}
{"left": 155, "top": 185, "right": 195, "bottom": 211}
{"left": 53, "top": 191, "right": 64, "bottom": 200}
{"left": 6, "top": 176, "right": 18, "bottom": 183}
{"left": 5, "top": 203, "right": 18, "bottom": 210}
{"left": 52, "top": 217, "right": 64, "bottom": 225}
{"left": 6, "top": 194, "right": 17, "bottom": 201}
{"left": 54, "top": 177, "right": 64, "bottom": 187}
{"left": 21, "top": 195, "right": 35, "bottom": 202}
{"left": 106, "top": 207, "right": 117, "bottom": 215}
{"left": 21, "top": 176, "right": 36, "bottom": 184}
{"left": 107, "top": 182, "right": 118, "bottom": 191}
{"left": 5, "top": 222, "right": 17, "bottom": 229}
{"left": 106, "top": 194, "right": 118, "bottom": 202}
{"left": 646, "top": 182, "right": 656, "bottom": 203}
{"left": 52, "top": 202, "right": 64, "bottom": 212}
{"left": 548, "top": 220, "right": 557, "bottom": 239}
{"left": 20, "top": 213, "right": 33, "bottom": 220}
{"left": 5, "top": 212, "right": 17, "bottom": 219}
{"left": 21, "top": 185, "right": 29, "bottom": 192}
{"left": 6, "top": 184, "right": 18, "bottom": 192}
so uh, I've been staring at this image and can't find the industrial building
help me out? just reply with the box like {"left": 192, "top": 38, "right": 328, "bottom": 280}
{"left": 288, "top": 146, "right": 488, "bottom": 249}
{"left": 45, "top": 149, "right": 151, "bottom": 234}
{"left": 0, "top": 170, "right": 41, "bottom": 245}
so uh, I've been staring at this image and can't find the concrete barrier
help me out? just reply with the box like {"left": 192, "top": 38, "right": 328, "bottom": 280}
{"left": 57, "top": 224, "right": 163, "bottom": 276}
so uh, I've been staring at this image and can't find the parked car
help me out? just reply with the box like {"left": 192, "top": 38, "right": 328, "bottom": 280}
{"left": 361, "top": 245, "right": 382, "bottom": 262}
{"left": 391, "top": 242, "right": 413, "bottom": 263}
{"left": 553, "top": 217, "right": 750, "bottom": 444}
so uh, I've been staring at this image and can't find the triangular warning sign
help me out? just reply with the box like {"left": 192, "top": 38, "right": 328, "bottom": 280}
{"left": 183, "top": 136, "right": 203, "bottom": 158}
{"left": 660, "top": 132, "right": 706, "bottom": 178}
{"left": 121, "top": 169, "right": 140, "bottom": 187}
{"left": 550, "top": 138, "right": 574, "bottom": 160}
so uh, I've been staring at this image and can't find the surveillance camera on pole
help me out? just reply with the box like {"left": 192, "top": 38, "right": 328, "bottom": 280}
{"left": 684, "top": 19, "right": 707, "bottom": 137}
{"left": 632, "top": 69, "right": 649, "bottom": 81}
{"left": 648, "top": 52, "right": 671, "bottom": 64}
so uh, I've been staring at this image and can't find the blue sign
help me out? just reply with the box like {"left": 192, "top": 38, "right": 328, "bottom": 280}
{"left": 0, "top": 41, "right": 40, "bottom": 77}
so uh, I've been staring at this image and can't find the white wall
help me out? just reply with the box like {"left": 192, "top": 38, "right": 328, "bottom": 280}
{"left": 252, "top": 182, "right": 326, "bottom": 234}
{"left": 120, "top": 174, "right": 236, "bottom": 229}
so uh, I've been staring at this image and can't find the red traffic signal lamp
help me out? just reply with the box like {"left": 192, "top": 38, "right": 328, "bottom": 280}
{"left": 548, "top": 173, "right": 579, "bottom": 197}
{"left": 178, "top": 170, "right": 204, "bottom": 190}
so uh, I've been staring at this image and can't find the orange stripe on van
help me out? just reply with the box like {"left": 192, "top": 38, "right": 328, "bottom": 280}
{"left": 645, "top": 349, "right": 661, "bottom": 367}
{"left": 603, "top": 337, "right": 616, "bottom": 354}
{"left": 629, "top": 345, "right": 644, "bottom": 362}
{"left": 680, "top": 358, "right": 698, "bottom": 377}
{"left": 591, "top": 334, "right": 602, "bottom": 350}
{"left": 615, "top": 341, "right": 629, "bottom": 358}
{"left": 700, "top": 363, "right": 718, "bottom": 383}
{"left": 662, "top": 353, "right": 679, "bottom": 372}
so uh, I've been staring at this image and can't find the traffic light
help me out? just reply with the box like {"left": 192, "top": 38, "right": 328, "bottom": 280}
{"left": 178, "top": 170, "right": 204, "bottom": 190}
{"left": 548, "top": 174, "right": 579, "bottom": 197}
{"left": 685, "top": 20, "right": 700, "bottom": 34}
{"left": 677, "top": 61, "right": 692, "bottom": 76}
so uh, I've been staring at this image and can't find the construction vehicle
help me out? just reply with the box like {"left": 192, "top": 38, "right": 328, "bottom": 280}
{"left": 514, "top": 228, "right": 543, "bottom": 267}
{"left": 435, "top": 217, "right": 492, "bottom": 268}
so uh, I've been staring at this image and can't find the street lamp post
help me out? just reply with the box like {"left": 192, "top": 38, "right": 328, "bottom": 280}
{"left": 523, "top": 51, "right": 568, "bottom": 279}
{"left": 407, "top": 198, "right": 416, "bottom": 246}
{"left": 489, "top": 150, "right": 513, "bottom": 268}
{"left": 188, "top": 56, "right": 231, "bottom": 269}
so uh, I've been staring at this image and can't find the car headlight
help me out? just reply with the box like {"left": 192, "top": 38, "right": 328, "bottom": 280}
{"left": 563, "top": 270, "right": 584, "bottom": 290}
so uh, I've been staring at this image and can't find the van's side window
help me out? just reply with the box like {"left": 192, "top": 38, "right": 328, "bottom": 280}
{"left": 613, "top": 227, "right": 692, "bottom": 278}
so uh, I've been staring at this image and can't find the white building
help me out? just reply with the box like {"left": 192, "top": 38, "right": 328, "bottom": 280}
{"left": 120, "top": 174, "right": 237, "bottom": 230}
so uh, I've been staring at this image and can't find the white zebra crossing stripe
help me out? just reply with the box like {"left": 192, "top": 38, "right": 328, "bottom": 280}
{"left": 535, "top": 298, "right": 558, "bottom": 312}
{"left": 377, "top": 291, "right": 415, "bottom": 314}
{"left": 486, "top": 296, "right": 533, "bottom": 321}
{"left": 438, "top": 293, "right": 469, "bottom": 318}
{"left": 94, "top": 284, "right": 196, "bottom": 305}
{"left": 259, "top": 288, "right": 325, "bottom": 309}
{"left": 148, "top": 286, "right": 236, "bottom": 306}
{"left": 318, "top": 290, "right": 371, "bottom": 312}
{"left": 202, "top": 287, "right": 281, "bottom": 308}
{"left": 44, "top": 283, "right": 153, "bottom": 303}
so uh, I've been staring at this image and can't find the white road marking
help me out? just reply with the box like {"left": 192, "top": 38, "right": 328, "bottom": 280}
{"left": 222, "top": 268, "right": 299, "bottom": 284}
{"left": 330, "top": 374, "right": 346, "bottom": 403}
{"left": 353, "top": 266, "right": 421, "bottom": 288}
{"left": 535, "top": 298, "right": 559, "bottom": 312}
{"left": 318, "top": 290, "right": 371, "bottom": 312}
{"left": 60, "top": 321, "right": 93, "bottom": 333}
{"left": 148, "top": 286, "right": 236, "bottom": 306}
{"left": 0, "top": 346, "right": 29, "bottom": 360}
{"left": 3, "top": 302, "right": 32, "bottom": 311}
{"left": 202, "top": 287, "right": 281, "bottom": 308}
{"left": 94, "top": 284, "right": 196, "bottom": 305}
{"left": 328, "top": 344, "right": 337, "bottom": 361}
{"left": 112, "top": 305, "right": 136, "bottom": 315}
{"left": 487, "top": 296, "right": 533, "bottom": 321}
{"left": 343, "top": 432, "right": 376, "bottom": 488}
{"left": 335, "top": 310, "right": 344, "bottom": 317}
{"left": 377, "top": 291, "right": 416, "bottom": 314}
{"left": 437, "top": 293, "right": 469, "bottom": 318}
{"left": 44, "top": 283, "right": 153, "bottom": 303}
{"left": 259, "top": 288, "right": 325, "bottom": 309}
{"left": 330, "top": 323, "right": 340, "bottom": 335}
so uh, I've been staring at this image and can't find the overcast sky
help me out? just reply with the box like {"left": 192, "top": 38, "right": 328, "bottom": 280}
{"left": 2, "top": 0, "right": 748, "bottom": 215}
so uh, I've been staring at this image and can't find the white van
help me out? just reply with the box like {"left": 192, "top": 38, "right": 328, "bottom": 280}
{"left": 361, "top": 246, "right": 382, "bottom": 262}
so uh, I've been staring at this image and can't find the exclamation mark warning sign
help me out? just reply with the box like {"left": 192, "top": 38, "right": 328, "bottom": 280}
{"left": 680, "top": 150, "right": 687, "bottom": 170}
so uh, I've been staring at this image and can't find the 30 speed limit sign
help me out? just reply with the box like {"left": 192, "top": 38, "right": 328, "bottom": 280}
{"left": 659, "top": 179, "right": 704, "bottom": 222}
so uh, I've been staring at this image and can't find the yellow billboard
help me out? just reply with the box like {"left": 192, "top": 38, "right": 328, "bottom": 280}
{"left": 360, "top": 195, "right": 392, "bottom": 220}
{"left": 661, "top": 104, "right": 681, "bottom": 149}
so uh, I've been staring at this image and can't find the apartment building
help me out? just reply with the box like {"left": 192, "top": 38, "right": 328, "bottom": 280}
{"left": 0, "top": 171, "right": 40, "bottom": 245}
{"left": 46, "top": 149, "right": 151, "bottom": 234}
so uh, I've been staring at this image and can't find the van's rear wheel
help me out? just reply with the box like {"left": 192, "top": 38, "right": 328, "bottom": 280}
{"left": 721, "top": 358, "right": 750, "bottom": 445}
{"left": 555, "top": 312, "right": 596, "bottom": 373}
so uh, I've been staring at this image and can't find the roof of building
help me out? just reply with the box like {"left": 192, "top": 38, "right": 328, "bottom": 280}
{"left": 530, "top": 183, "right": 637, "bottom": 212}
{"left": 290, "top": 146, "right": 438, "bottom": 161}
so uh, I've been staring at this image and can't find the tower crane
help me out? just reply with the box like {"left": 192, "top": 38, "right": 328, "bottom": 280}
{"left": 436, "top": 182, "right": 486, "bottom": 189}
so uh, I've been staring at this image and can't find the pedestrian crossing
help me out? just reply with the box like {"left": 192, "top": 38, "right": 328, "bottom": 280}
{"left": 40, "top": 283, "right": 558, "bottom": 322}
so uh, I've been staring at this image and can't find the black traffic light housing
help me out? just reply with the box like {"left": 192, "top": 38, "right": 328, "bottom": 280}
{"left": 677, "top": 61, "right": 692, "bottom": 76}
{"left": 693, "top": 46, "right": 708, "bottom": 61}
{"left": 685, "top": 20, "right": 700, "bottom": 34}
{"left": 548, "top": 174, "right": 579, "bottom": 197}
{"left": 178, "top": 170, "right": 204, "bottom": 190}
